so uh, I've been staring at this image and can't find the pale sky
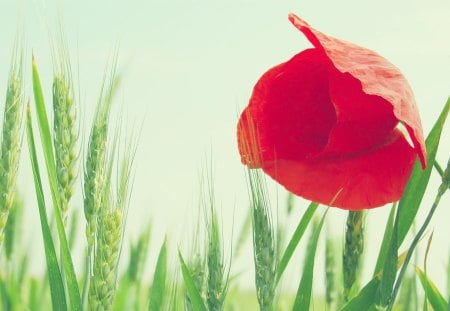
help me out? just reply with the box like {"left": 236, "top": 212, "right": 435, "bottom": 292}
{"left": 1, "top": 0, "right": 449, "bottom": 296}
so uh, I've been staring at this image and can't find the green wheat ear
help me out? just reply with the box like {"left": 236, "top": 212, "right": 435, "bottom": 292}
{"left": 343, "top": 210, "right": 366, "bottom": 302}
{"left": 89, "top": 155, "right": 134, "bottom": 310}
{"left": 88, "top": 208, "right": 123, "bottom": 310}
{"left": 0, "top": 46, "right": 24, "bottom": 247}
{"left": 53, "top": 70, "right": 77, "bottom": 225}
{"left": 248, "top": 169, "right": 277, "bottom": 311}
{"left": 83, "top": 64, "right": 119, "bottom": 250}
{"left": 206, "top": 209, "right": 225, "bottom": 310}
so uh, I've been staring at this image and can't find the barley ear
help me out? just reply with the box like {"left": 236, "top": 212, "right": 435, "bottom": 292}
{"left": 0, "top": 47, "right": 24, "bottom": 247}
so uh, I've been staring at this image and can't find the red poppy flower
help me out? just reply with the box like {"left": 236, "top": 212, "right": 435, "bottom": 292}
{"left": 237, "top": 13, "right": 426, "bottom": 210}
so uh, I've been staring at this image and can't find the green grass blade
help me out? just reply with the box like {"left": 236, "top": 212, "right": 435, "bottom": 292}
{"left": 32, "top": 56, "right": 82, "bottom": 310}
{"left": 373, "top": 203, "right": 396, "bottom": 276}
{"left": 148, "top": 239, "right": 168, "bottom": 310}
{"left": 179, "top": 250, "right": 207, "bottom": 311}
{"left": 276, "top": 201, "right": 318, "bottom": 284}
{"left": 292, "top": 209, "right": 327, "bottom": 310}
{"left": 26, "top": 104, "right": 67, "bottom": 311}
{"left": 416, "top": 267, "right": 447, "bottom": 311}
{"left": 340, "top": 277, "right": 380, "bottom": 311}
{"left": 377, "top": 205, "right": 399, "bottom": 306}
{"left": 397, "top": 97, "right": 450, "bottom": 247}
{"left": 447, "top": 249, "right": 450, "bottom": 300}
{"left": 374, "top": 97, "right": 450, "bottom": 308}
{"left": 384, "top": 99, "right": 450, "bottom": 310}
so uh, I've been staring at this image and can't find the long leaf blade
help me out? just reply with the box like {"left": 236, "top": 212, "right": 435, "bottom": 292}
{"left": 178, "top": 251, "right": 207, "bottom": 311}
{"left": 376, "top": 97, "right": 450, "bottom": 308}
{"left": 32, "top": 57, "right": 82, "bottom": 310}
{"left": 340, "top": 277, "right": 380, "bottom": 311}
{"left": 373, "top": 203, "right": 396, "bottom": 276}
{"left": 148, "top": 239, "right": 168, "bottom": 310}
{"left": 276, "top": 201, "right": 318, "bottom": 284}
{"left": 26, "top": 103, "right": 67, "bottom": 311}
{"left": 397, "top": 97, "right": 450, "bottom": 247}
{"left": 416, "top": 267, "right": 447, "bottom": 311}
{"left": 293, "top": 209, "right": 327, "bottom": 310}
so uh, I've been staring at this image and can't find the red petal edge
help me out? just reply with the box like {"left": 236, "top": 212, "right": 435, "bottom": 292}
{"left": 288, "top": 13, "right": 427, "bottom": 168}
{"left": 263, "top": 129, "right": 416, "bottom": 209}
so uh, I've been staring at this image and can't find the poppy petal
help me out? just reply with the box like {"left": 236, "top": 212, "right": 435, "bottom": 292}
{"left": 237, "top": 48, "right": 337, "bottom": 166}
{"left": 262, "top": 129, "right": 416, "bottom": 209}
{"left": 288, "top": 13, "right": 427, "bottom": 167}
{"left": 320, "top": 68, "right": 399, "bottom": 157}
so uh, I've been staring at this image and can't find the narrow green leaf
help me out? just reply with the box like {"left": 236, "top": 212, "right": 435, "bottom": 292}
{"left": 276, "top": 201, "right": 318, "bottom": 284}
{"left": 178, "top": 251, "right": 207, "bottom": 311}
{"left": 377, "top": 204, "right": 399, "bottom": 306}
{"left": 416, "top": 267, "right": 447, "bottom": 311}
{"left": 386, "top": 99, "right": 450, "bottom": 310}
{"left": 112, "top": 276, "right": 131, "bottom": 311}
{"left": 148, "top": 239, "right": 168, "bottom": 310}
{"left": 447, "top": 249, "right": 450, "bottom": 300}
{"left": 26, "top": 104, "right": 67, "bottom": 311}
{"left": 373, "top": 203, "right": 396, "bottom": 276}
{"left": 32, "top": 57, "right": 82, "bottom": 310}
{"left": 434, "top": 161, "right": 444, "bottom": 178}
{"left": 292, "top": 209, "right": 327, "bottom": 310}
{"left": 372, "top": 97, "right": 450, "bottom": 309}
{"left": 397, "top": 97, "right": 450, "bottom": 247}
{"left": 340, "top": 277, "right": 380, "bottom": 311}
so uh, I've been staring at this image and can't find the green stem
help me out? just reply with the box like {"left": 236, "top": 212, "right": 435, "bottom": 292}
{"left": 81, "top": 246, "right": 92, "bottom": 310}
{"left": 387, "top": 158, "right": 450, "bottom": 310}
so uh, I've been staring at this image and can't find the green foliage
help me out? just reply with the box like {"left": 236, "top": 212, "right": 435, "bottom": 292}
{"left": 276, "top": 201, "right": 318, "bottom": 284}
{"left": 293, "top": 211, "right": 327, "bottom": 310}
{"left": 148, "top": 239, "right": 168, "bottom": 310}
{"left": 32, "top": 56, "right": 82, "bottom": 311}
{"left": 397, "top": 97, "right": 450, "bottom": 248}
{"left": 179, "top": 250, "right": 207, "bottom": 311}
{"left": 416, "top": 267, "right": 447, "bottom": 311}
{"left": 26, "top": 103, "right": 67, "bottom": 310}
{"left": 373, "top": 203, "right": 396, "bottom": 276}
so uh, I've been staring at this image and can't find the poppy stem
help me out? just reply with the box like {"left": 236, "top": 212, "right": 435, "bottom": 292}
{"left": 343, "top": 210, "right": 366, "bottom": 301}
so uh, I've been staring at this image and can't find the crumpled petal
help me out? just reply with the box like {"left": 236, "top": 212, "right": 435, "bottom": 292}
{"left": 288, "top": 13, "right": 427, "bottom": 167}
